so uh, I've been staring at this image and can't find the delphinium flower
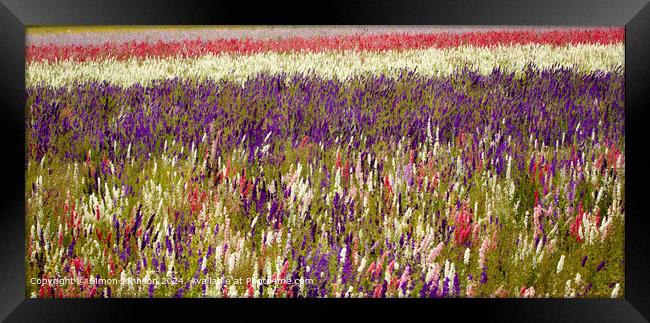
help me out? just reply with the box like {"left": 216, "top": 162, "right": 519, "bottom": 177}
{"left": 480, "top": 267, "right": 488, "bottom": 285}
{"left": 610, "top": 283, "right": 620, "bottom": 298}
{"left": 556, "top": 255, "right": 565, "bottom": 274}
{"left": 596, "top": 260, "right": 606, "bottom": 272}
{"left": 463, "top": 248, "right": 471, "bottom": 265}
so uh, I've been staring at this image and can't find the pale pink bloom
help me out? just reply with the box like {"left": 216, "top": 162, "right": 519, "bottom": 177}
{"left": 355, "top": 156, "right": 363, "bottom": 184}
{"left": 493, "top": 286, "right": 508, "bottom": 298}
{"left": 466, "top": 282, "right": 477, "bottom": 297}
{"left": 479, "top": 237, "right": 490, "bottom": 268}
{"left": 398, "top": 266, "right": 411, "bottom": 290}
{"left": 428, "top": 242, "right": 444, "bottom": 263}
{"left": 545, "top": 205, "right": 554, "bottom": 218}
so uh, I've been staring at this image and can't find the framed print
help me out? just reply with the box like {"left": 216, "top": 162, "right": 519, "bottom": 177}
{"left": 0, "top": 0, "right": 648, "bottom": 321}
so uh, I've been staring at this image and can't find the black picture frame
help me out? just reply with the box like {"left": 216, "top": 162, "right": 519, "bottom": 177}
{"left": 1, "top": 0, "right": 648, "bottom": 321}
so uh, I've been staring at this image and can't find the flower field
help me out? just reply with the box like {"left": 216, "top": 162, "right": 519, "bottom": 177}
{"left": 26, "top": 26, "right": 624, "bottom": 298}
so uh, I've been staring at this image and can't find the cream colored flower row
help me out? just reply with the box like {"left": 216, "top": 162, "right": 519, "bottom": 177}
{"left": 27, "top": 44, "right": 624, "bottom": 87}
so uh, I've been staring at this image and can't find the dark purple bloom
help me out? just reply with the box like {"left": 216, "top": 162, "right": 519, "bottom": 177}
{"left": 480, "top": 267, "right": 488, "bottom": 284}
{"left": 453, "top": 273, "right": 460, "bottom": 295}
{"left": 596, "top": 260, "right": 606, "bottom": 272}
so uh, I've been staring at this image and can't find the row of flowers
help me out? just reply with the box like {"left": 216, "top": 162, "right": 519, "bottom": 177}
{"left": 26, "top": 67, "right": 624, "bottom": 297}
{"left": 27, "top": 44, "right": 624, "bottom": 87}
{"left": 27, "top": 26, "right": 624, "bottom": 47}
{"left": 26, "top": 28, "right": 624, "bottom": 63}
